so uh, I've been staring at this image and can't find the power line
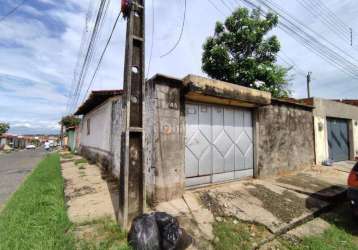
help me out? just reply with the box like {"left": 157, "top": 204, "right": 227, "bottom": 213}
{"left": 69, "top": 0, "right": 111, "bottom": 112}
{"left": 0, "top": 0, "right": 27, "bottom": 22}
{"left": 236, "top": 0, "right": 358, "bottom": 78}
{"left": 207, "top": 0, "right": 227, "bottom": 16}
{"left": 160, "top": 0, "right": 187, "bottom": 58}
{"left": 146, "top": 0, "right": 155, "bottom": 78}
{"left": 81, "top": 13, "right": 121, "bottom": 104}
{"left": 66, "top": 0, "right": 98, "bottom": 113}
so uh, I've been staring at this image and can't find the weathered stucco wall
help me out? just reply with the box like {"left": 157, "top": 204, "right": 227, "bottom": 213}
{"left": 257, "top": 102, "right": 315, "bottom": 177}
{"left": 313, "top": 98, "right": 358, "bottom": 120}
{"left": 148, "top": 76, "right": 185, "bottom": 203}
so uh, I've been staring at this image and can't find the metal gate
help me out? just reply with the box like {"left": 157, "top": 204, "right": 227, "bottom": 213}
{"left": 327, "top": 118, "right": 350, "bottom": 162}
{"left": 185, "top": 102, "right": 253, "bottom": 186}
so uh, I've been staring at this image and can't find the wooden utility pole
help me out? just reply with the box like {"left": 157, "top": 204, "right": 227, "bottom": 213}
{"left": 119, "top": 0, "right": 146, "bottom": 229}
{"left": 307, "top": 71, "right": 312, "bottom": 98}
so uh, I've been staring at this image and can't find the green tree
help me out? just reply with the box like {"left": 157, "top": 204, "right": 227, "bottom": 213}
{"left": 60, "top": 116, "right": 81, "bottom": 128}
{"left": 0, "top": 122, "right": 10, "bottom": 135}
{"left": 202, "top": 8, "right": 291, "bottom": 97}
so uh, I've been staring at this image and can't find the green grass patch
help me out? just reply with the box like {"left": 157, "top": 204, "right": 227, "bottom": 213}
{"left": 280, "top": 202, "right": 358, "bottom": 250}
{"left": 76, "top": 217, "right": 130, "bottom": 250}
{"left": 213, "top": 218, "right": 271, "bottom": 250}
{"left": 0, "top": 153, "right": 130, "bottom": 250}
{"left": 74, "top": 158, "right": 88, "bottom": 166}
{"left": 0, "top": 153, "right": 75, "bottom": 249}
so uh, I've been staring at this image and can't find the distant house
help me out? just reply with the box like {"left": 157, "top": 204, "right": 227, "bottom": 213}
{"left": 74, "top": 90, "right": 123, "bottom": 177}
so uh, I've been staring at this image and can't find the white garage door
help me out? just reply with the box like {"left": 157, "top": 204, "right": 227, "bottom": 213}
{"left": 185, "top": 102, "right": 254, "bottom": 186}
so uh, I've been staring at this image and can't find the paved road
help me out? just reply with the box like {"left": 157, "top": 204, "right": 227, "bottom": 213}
{"left": 0, "top": 149, "right": 46, "bottom": 207}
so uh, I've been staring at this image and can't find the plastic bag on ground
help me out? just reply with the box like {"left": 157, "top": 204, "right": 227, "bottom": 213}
{"left": 128, "top": 212, "right": 192, "bottom": 250}
{"left": 154, "top": 212, "right": 192, "bottom": 250}
{"left": 128, "top": 214, "right": 161, "bottom": 250}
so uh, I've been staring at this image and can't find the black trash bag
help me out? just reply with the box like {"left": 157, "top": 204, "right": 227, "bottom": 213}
{"left": 128, "top": 214, "right": 161, "bottom": 250}
{"left": 154, "top": 212, "right": 193, "bottom": 250}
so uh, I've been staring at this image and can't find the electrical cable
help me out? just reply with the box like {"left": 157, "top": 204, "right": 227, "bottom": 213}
{"left": 69, "top": 0, "right": 111, "bottom": 112}
{"left": 146, "top": 0, "right": 155, "bottom": 78}
{"left": 81, "top": 13, "right": 122, "bottom": 104}
{"left": 0, "top": 0, "right": 26, "bottom": 22}
{"left": 160, "top": 0, "right": 187, "bottom": 58}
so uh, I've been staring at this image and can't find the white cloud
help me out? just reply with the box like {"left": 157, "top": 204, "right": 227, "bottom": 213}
{"left": 1, "top": 0, "right": 358, "bottom": 135}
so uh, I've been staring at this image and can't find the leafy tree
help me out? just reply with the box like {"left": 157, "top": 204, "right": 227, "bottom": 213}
{"left": 60, "top": 116, "right": 81, "bottom": 128}
{"left": 202, "top": 8, "right": 291, "bottom": 97}
{"left": 0, "top": 122, "right": 10, "bottom": 135}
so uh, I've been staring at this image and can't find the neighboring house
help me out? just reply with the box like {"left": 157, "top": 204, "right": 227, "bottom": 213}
{"left": 74, "top": 90, "right": 123, "bottom": 177}
{"left": 301, "top": 98, "right": 358, "bottom": 163}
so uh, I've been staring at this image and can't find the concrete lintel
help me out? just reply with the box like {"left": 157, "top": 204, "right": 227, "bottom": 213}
{"left": 183, "top": 74, "right": 271, "bottom": 106}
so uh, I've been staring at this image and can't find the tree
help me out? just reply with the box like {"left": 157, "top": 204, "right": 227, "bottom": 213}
{"left": 60, "top": 115, "right": 81, "bottom": 128}
{"left": 0, "top": 122, "right": 10, "bottom": 135}
{"left": 202, "top": 8, "right": 291, "bottom": 97}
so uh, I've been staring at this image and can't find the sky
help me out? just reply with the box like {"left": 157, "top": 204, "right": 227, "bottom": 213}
{"left": 0, "top": 0, "right": 357, "bottom": 135}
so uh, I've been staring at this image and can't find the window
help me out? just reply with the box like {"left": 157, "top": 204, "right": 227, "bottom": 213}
{"left": 87, "top": 119, "right": 91, "bottom": 135}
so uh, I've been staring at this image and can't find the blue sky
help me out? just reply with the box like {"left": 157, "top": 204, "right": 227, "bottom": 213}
{"left": 0, "top": 0, "right": 357, "bottom": 134}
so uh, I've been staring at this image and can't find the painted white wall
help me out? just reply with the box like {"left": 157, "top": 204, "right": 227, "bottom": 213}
{"left": 314, "top": 116, "right": 329, "bottom": 165}
{"left": 80, "top": 99, "right": 113, "bottom": 152}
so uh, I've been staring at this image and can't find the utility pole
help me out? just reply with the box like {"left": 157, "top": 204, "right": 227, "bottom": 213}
{"left": 307, "top": 71, "right": 312, "bottom": 98}
{"left": 119, "top": 0, "right": 146, "bottom": 229}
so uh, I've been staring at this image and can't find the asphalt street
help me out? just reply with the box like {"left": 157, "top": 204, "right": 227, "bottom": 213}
{"left": 0, "top": 149, "right": 46, "bottom": 207}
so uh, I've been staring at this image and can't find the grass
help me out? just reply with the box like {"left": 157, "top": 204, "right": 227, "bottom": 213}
{"left": 213, "top": 203, "right": 358, "bottom": 250}
{"left": 0, "top": 153, "right": 130, "bottom": 250}
{"left": 76, "top": 217, "right": 130, "bottom": 250}
{"left": 280, "top": 202, "right": 358, "bottom": 250}
{"left": 74, "top": 158, "right": 88, "bottom": 166}
{"left": 0, "top": 153, "right": 75, "bottom": 249}
{"left": 213, "top": 218, "right": 271, "bottom": 250}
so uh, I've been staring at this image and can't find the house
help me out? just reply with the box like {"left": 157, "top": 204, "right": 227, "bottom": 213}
{"left": 75, "top": 74, "right": 316, "bottom": 204}
{"left": 74, "top": 90, "right": 123, "bottom": 176}
{"left": 301, "top": 98, "right": 358, "bottom": 163}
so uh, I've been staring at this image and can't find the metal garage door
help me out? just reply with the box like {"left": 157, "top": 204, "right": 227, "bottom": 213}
{"left": 185, "top": 102, "right": 253, "bottom": 186}
{"left": 327, "top": 118, "right": 350, "bottom": 162}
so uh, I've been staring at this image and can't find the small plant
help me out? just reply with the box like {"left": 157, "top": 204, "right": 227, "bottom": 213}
{"left": 79, "top": 166, "right": 86, "bottom": 170}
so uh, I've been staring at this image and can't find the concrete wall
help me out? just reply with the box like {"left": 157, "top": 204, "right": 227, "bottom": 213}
{"left": 311, "top": 98, "right": 358, "bottom": 163}
{"left": 257, "top": 101, "right": 315, "bottom": 177}
{"left": 146, "top": 77, "right": 185, "bottom": 204}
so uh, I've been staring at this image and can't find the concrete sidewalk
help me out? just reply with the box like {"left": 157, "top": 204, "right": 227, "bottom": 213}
{"left": 155, "top": 162, "right": 353, "bottom": 249}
